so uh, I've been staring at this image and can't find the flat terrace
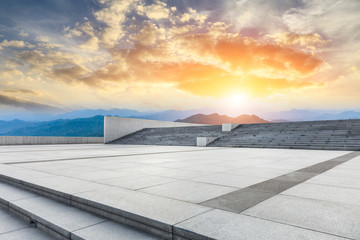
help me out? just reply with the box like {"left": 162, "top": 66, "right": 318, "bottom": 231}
{"left": 0, "top": 144, "right": 359, "bottom": 239}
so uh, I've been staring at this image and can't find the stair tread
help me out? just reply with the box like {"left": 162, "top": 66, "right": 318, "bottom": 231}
{"left": 0, "top": 181, "right": 160, "bottom": 240}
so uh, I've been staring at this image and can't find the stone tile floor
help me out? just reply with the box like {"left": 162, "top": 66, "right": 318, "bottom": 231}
{"left": 0, "top": 144, "right": 359, "bottom": 239}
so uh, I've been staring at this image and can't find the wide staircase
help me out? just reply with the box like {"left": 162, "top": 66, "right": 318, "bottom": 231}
{"left": 210, "top": 119, "right": 360, "bottom": 150}
{"left": 110, "top": 119, "right": 360, "bottom": 151}
{"left": 110, "top": 125, "right": 226, "bottom": 146}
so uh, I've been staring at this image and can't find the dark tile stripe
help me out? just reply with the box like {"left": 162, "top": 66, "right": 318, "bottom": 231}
{"left": 201, "top": 151, "right": 360, "bottom": 213}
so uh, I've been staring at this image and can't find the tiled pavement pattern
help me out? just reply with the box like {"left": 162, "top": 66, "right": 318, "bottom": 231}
{"left": 0, "top": 144, "right": 360, "bottom": 239}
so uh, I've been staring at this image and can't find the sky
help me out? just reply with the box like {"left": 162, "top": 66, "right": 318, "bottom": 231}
{"left": 0, "top": 0, "right": 360, "bottom": 116}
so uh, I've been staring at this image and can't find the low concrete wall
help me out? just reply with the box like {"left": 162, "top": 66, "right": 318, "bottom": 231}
{"left": 104, "top": 116, "right": 207, "bottom": 143}
{"left": 0, "top": 136, "right": 104, "bottom": 145}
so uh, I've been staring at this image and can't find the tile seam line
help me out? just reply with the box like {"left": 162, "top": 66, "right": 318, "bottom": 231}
{"left": 3, "top": 148, "right": 225, "bottom": 165}
{"left": 200, "top": 151, "right": 360, "bottom": 211}
{"left": 278, "top": 193, "right": 360, "bottom": 209}
{"left": 240, "top": 213, "right": 355, "bottom": 240}
{"left": 300, "top": 181, "right": 360, "bottom": 191}
{"left": 0, "top": 226, "right": 33, "bottom": 236}
{"left": 70, "top": 219, "right": 109, "bottom": 233}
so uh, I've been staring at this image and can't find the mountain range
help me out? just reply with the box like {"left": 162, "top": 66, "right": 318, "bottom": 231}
{"left": 0, "top": 113, "right": 268, "bottom": 137}
{"left": 260, "top": 109, "right": 360, "bottom": 121}
{"left": 0, "top": 116, "right": 104, "bottom": 137}
{"left": 176, "top": 113, "right": 268, "bottom": 125}
{"left": 0, "top": 108, "right": 215, "bottom": 122}
{"left": 1, "top": 108, "right": 360, "bottom": 137}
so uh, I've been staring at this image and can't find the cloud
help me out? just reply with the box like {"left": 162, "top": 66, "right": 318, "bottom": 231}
{"left": 49, "top": 64, "right": 91, "bottom": 85}
{"left": 0, "top": 40, "right": 35, "bottom": 50}
{"left": 2, "top": 0, "right": 357, "bottom": 109}
{"left": 267, "top": 32, "right": 330, "bottom": 47}
{"left": 36, "top": 36, "right": 50, "bottom": 42}
{"left": 80, "top": 36, "right": 99, "bottom": 50}
{"left": 5, "top": 59, "right": 24, "bottom": 69}
{"left": 140, "top": 0, "right": 170, "bottom": 20}
{"left": 131, "top": 21, "right": 165, "bottom": 46}
{"left": 78, "top": 30, "right": 323, "bottom": 98}
{"left": 1, "top": 89, "right": 38, "bottom": 95}
{"left": 94, "top": 0, "right": 135, "bottom": 47}
{"left": 18, "top": 31, "right": 29, "bottom": 37}
{"left": 0, "top": 94, "right": 61, "bottom": 112}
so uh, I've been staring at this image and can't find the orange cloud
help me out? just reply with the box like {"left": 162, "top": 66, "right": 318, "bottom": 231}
{"left": 75, "top": 31, "right": 324, "bottom": 98}
{"left": 267, "top": 32, "right": 330, "bottom": 47}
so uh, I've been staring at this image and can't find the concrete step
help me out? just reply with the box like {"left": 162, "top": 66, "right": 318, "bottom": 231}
{"left": 0, "top": 181, "right": 160, "bottom": 240}
{"left": 0, "top": 172, "right": 210, "bottom": 240}
{"left": 0, "top": 206, "right": 56, "bottom": 240}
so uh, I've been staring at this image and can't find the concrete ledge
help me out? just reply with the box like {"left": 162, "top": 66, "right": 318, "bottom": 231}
{"left": 104, "top": 116, "right": 207, "bottom": 143}
{"left": 196, "top": 137, "right": 218, "bottom": 147}
{"left": 222, "top": 123, "right": 239, "bottom": 132}
{"left": 0, "top": 181, "right": 160, "bottom": 240}
{"left": 0, "top": 136, "right": 104, "bottom": 145}
{"left": 0, "top": 174, "right": 202, "bottom": 240}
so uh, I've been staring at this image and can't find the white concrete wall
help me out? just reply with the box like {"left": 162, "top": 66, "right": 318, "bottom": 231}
{"left": 104, "top": 116, "right": 207, "bottom": 143}
{"left": 0, "top": 136, "right": 104, "bottom": 145}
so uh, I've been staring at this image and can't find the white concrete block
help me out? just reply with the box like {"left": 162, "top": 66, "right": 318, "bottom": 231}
{"left": 222, "top": 123, "right": 239, "bottom": 132}
{"left": 196, "top": 137, "right": 218, "bottom": 147}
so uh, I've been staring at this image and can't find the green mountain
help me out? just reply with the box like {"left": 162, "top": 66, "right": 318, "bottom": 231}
{"left": 0, "top": 116, "right": 104, "bottom": 137}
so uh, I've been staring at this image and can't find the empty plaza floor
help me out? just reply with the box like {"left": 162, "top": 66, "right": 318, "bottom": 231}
{"left": 0, "top": 144, "right": 360, "bottom": 239}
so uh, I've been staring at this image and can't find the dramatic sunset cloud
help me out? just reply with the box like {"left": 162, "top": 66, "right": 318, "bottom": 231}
{"left": 0, "top": 0, "right": 359, "bottom": 114}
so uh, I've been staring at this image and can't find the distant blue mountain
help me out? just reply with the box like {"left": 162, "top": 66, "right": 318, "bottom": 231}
{"left": 0, "top": 119, "right": 38, "bottom": 134}
{"left": 133, "top": 109, "right": 214, "bottom": 121}
{"left": 0, "top": 116, "right": 104, "bottom": 137}
{"left": 315, "top": 111, "right": 360, "bottom": 120}
{"left": 0, "top": 108, "right": 213, "bottom": 121}
{"left": 260, "top": 109, "right": 322, "bottom": 121}
{"left": 260, "top": 109, "right": 360, "bottom": 122}
{"left": 54, "top": 108, "right": 151, "bottom": 120}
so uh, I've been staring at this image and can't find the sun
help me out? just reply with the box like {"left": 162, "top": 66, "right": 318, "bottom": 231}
{"left": 224, "top": 93, "right": 249, "bottom": 105}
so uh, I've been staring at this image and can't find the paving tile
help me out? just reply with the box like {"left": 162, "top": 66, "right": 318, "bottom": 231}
{"left": 0, "top": 169, "right": 55, "bottom": 180}
{"left": 154, "top": 169, "right": 213, "bottom": 180}
{"left": 248, "top": 179, "right": 297, "bottom": 194}
{"left": 323, "top": 168, "right": 360, "bottom": 179}
{"left": 140, "top": 180, "right": 237, "bottom": 203}
{"left": 0, "top": 207, "right": 28, "bottom": 234}
{"left": 282, "top": 182, "right": 360, "bottom": 207}
{"left": 274, "top": 171, "right": 317, "bottom": 183}
{"left": 225, "top": 167, "right": 292, "bottom": 179}
{"left": 306, "top": 174, "right": 360, "bottom": 189}
{"left": 72, "top": 170, "right": 134, "bottom": 181}
{"left": 73, "top": 186, "right": 210, "bottom": 231}
{"left": 0, "top": 227, "right": 56, "bottom": 240}
{"left": 97, "top": 174, "right": 176, "bottom": 190}
{"left": 11, "top": 196, "right": 105, "bottom": 238}
{"left": 73, "top": 220, "right": 160, "bottom": 240}
{"left": 201, "top": 188, "right": 276, "bottom": 213}
{"left": 191, "top": 173, "right": 267, "bottom": 188}
{"left": 182, "top": 165, "right": 234, "bottom": 173}
{"left": 0, "top": 182, "right": 37, "bottom": 202}
{"left": 243, "top": 194, "right": 360, "bottom": 239}
{"left": 174, "top": 209, "right": 344, "bottom": 240}
{"left": 300, "top": 161, "right": 341, "bottom": 173}
{"left": 23, "top": 176, "right": 106, "bottom": 195}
